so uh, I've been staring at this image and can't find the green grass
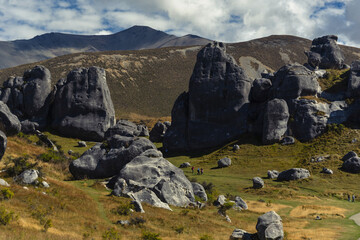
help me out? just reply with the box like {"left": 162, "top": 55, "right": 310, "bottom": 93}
{"left": 318, "top": 69, "right": 350, "bottom": 93}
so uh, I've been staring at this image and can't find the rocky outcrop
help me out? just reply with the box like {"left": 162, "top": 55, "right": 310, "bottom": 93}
{"left": 149, "top": 121, "right": 169, "bottom": 142}
{"left": 277, "top": 168, "right": 310, "bottom": 181}
{"left": 69, "top": 137, "right": 156, "bottom": 179}
{"left": 262, "top": 99, "right": 289, "bottom": 144}
{"left": 0, "top": 101, "right": 21, "bottom": 135}
{"left": 15, "top": 169, "right": 39, "bottom": 185}
{"left": 164, "top": 42, "right": 252, "bottom": 151}
{"left": 256, "top": 211, "right": 284, "bottom": 240}
{"left": 105, "top": 120, "right": 142, "bottom": 139}
{"left": 347, "top": 60, "right": 360, "bottom": 98}
{"left": 111, "top": 149, "right": 195, "bottom": 208}
{"left": 250, "top": 78, "right": 272, "bottom": 103}
{"left": 51, "top": 67, "right": 115, "bottom": 141}
{"left": 342, "top": 156, "right": 360, "bottom": 173}
{"left": 270, "top": 64, "right": 320, "bottom": 100}
{"left": 306, "top": 35, "right": 345, "bottom": 69}
{"left": 191, "top": 182, "right": 208, "bottom": 201}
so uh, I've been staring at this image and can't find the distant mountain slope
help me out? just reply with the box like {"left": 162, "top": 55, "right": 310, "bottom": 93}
{"left": 1, "top": 35, "right": 359, "bottom": 118}
{"left": 0, "top": 26, "right": 211, "bottom": 69}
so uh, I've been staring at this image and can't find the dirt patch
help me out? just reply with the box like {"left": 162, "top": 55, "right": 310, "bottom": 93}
{"left": 290, "top": 205, "right": 346, "bottom": 219}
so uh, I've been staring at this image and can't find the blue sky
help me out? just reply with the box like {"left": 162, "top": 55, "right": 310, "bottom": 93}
{"left": 0, "top": 0, "right": 359, "bottom": 46}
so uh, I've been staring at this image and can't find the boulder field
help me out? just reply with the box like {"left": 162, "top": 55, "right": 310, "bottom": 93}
{"left": 164, "top": 35, "right": 360, "bottom": 151}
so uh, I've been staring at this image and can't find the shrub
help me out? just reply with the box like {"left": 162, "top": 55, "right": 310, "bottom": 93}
{"left": 199, "top": 234, "right": 214, "bottom": 240}
{"left": 1, "top": 188, "right": 14, "bottom": 200}
{"left": 43, "top": 219, "right": 52, "bottom": 232}
{"left": 218, "top": 202, "right": 234, "bottom": 216}
{"left": 174, "top": 226, "right": 185, "bottom": 234}
{"left": 5, "top": 155, "right": 38, "bottom": 177}
{"left": 102, "top": 228, "right": 121, "bottom": 240}
{"left": 111, "top": 202, "right": 134, "bottom": 216}
{"left": 129, "top": 217, "right": 146, "bottom": 226}
{"left": 37, "top": 150, "right": 66, "bottom": 164}
{"left": 141, "top": 231, "right": 161, "bottom": 240}
{"left": 0, "top": 205, "right": 15, "bottom": 225}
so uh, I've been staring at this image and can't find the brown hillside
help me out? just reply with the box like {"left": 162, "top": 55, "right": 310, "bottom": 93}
{"left": 0, "top": 35, "right": 359, "bottom": 118}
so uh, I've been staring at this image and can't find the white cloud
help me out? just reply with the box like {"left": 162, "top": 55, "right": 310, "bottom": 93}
{"left": 0, "top": 0, "right": 359, "bottom": 47}
{"left": 95, "top": 30, "right": 113, "bottom": 35}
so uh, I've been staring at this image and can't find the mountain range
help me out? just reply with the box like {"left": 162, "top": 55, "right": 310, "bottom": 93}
{"left": 0, "top": 26, "right": 211, "bottom": 69}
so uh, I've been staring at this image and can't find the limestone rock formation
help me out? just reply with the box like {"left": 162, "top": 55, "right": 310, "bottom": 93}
{"left": 0, "top": 101, "right": 21, "bottom": 135}
{"left": 347, "top": 60, "right": 360, "bottom": 98}
{"left": 277, "top": 168, "right": 310, "bottom": 181}
{"left": 218, "top": 157, "right": 231, "bottom": 168}
{"left": 306, "top": 35, "right": 345, "bottom": 69}
{"left": 149, "top": 121, "right": 168, "bottom": 143}
{"left": 342, "top": 156, "right": 360, "bottom": 173}
{"left": 256, "top": 211, "right": 284, "bottom": 240}
{"left": 105, "top": 120, "right": 142, "bottom": 139}
{"left": 164, "top": 42, "right": 252, "bottom": 150}
{"left": 15, "top": 169, "right": 39, "bottom": 185}
{"left": 191, "top": 182, "right": 208, "bottom": 201}
{"left": 51, "top": 66, "right": 115, "bottom": 141}
{"left": 0, "top": 130, "right": 6, "bottom": 161}
{"left": 250, "top": 78, "right": 272, "bottom": 103}
{"left": 253, "top": 177, "right": 264, "bottom": 189}
{"left": 262, "top": 99, "right": 289, "bottom": 144}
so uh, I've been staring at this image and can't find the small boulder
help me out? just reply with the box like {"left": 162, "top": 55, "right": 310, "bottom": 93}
{"left": 233, "top": 144, "right": 240, "bottom": 151}
{"left": 149, "top": 121, "right": 168, "bottom": 142}
{"left": 277, "top": 168, "right": 310, "bottom": 181}
{"left": 78, "top": 141, "right": 87, "bottom": 147}
{"left": 256, "top": 211, "right": 284, "bottom": 240}
{"left": 267, "top": 170, "right": 279, "bottom": 179}
{"left": 218, "top": 157, "right": 231, "bottom": 168}
{"left": 253, "top": 177, "right": 264, "bottom": 189}
{"left": 230, "top": 229, "right": 251, "bottom": 240}
{"left": 192, "top": 182, "right": 208, "bottom": 202}
{"left": 281, "top": 136, "right": 295, "bottom": 145}
{"left": 214, "top": 195, "right": 226, "bottom": 206}
{"left": 321, "top": 167, "right": 333, "bottom": 174}
{"left": 137, "top": 124, "right": 149, "bottom": 137}
{"left": 15, "top": 169, "right": 39, "bottom": 185}
{"left": 68, "top": 150, "right": 73, "bottom": 155}
{"left": 342, "top": 156, "right": 360, "bottom": 173}
{"left": 234, "top": 196, "right": 248, "bottom": 210}
{"left": 342, "top": 151, "right": 357, "bottom": 161}
{"left": 0, "top": 178, "right": 10, "bottom": 187}
{"left": 179, "top": 162, "right": 191, "bottom": 168}
{"left": 116, "top": 220, "right": 129, "bottom": 226}
{"left": 42, "top": 181, "right": 50, "bottom": 188}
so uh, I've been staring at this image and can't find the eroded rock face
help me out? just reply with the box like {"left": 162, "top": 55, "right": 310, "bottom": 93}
{"left": 256, "top": 211, "right": 284, "bottom": 240}
{"left": 271, "top": 64, "right": 320, "bottom": 100}
{"left": 15, "top": 169, "right": 39, "bottom": 185}
{"left": 0, "top": 101, "right": 21, "bottom": 135}
{"left": 262, "top": 99, "right": 289, "bottom": 144}
{"left": 0, "top": 131, "right": 6, "bottom": 161}
{"left": 105, "top": 120, "right": 141, "bottom": 139}
{"left": 149, "top": 121, "right": 168, "bottom": 143}
{"left": 112, "top": 149, "right": 195, "bottom": 208}
{"left": 191, "top": 182, "right": 208, "bottom": 201}
{"left": 69, "top": 137, "right": 156, "bottom": 179}
{"left": 250, "top": 78, "right": 272, "bottom": 103}
{"left": 277, "top": 168, "right": 310, "bottom": 181}
{"left": 306, "top": 35, "right": 345, "bottom": 69}
{"left": 347, "top": 60, "right": 360, "bottom": 98}
{"left": 51, "top": 67, "right": 115, "bottom": 141}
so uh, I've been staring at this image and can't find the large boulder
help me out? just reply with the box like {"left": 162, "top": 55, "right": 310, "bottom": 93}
{"left": 306, "top": 35, "right": 345, "bottom": 69}
{"left": 164, "top": 42, "right": 252, "bottom": 151}
{"left": 112, "top": 149, "right": 195, "bottom": 208}
{"left": 234, "top": 196, "right": 248, "bottom": 210}
{"left": 342, "top": 156, "right": 360, "bottom": 173}
{"left": 271, "top": 64, "right": 320, "bottom": 100}
{"left": 256, "top": 211, "right": 284, "bottom": 240}
{"left": 253, "top": 177, "right": 264, "bottom": 189}
{"left": 69, "top": 137, "right": 156, "bottom": 179}
{"left": 250, "top": 78, "right": 272, "bottom": 103}
{"left": 218, "top": 157, "right": 231, "bottom": 168}
{"left": 347, "top": 60, "right": 360, "bottom": 98}
{"left": 0, "top": 131, "right": 6, "bottom": 161}
{"left": 262, "top": 99, "right": 289, "bottom": 144}
{"left": 342, "top": 151, "right": 357, "bottom": 161}
{"left": 149, "top": 121, "right": 168, "bottom": 143}
{"left": 277, "top": 168, "right": 310, "bottom": 181}
{"left": 15, "top": 169, "right": 39, "bottom": 185}
{"left": 105, "top": 120, "right": 141, "bottom": 139}
{"left": 0, "top": 101, "right": 21, "bottom": 135}
{"left": 51, "top": 67, "right": 115, "bottom": 141}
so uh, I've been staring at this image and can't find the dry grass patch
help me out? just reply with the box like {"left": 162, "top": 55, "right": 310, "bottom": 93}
{"left": 290, "top": 205, "right": 347, "bottom": 219}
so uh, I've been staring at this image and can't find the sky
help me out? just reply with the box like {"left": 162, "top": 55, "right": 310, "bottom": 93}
{"left": 0, "top": 0, "right": 359, "bottom": 46}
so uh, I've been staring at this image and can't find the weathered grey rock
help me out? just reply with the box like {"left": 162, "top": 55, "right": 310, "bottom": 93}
{"left": 131, "top": 188, "right": 173, "bottom": 211}
{"left": 20, "top": 120, "right": 39, "bottom": 134}
{"left": 214, "top": 195, "right": 226, "bottom": 206}
{"left": 230, "top": 229, "right": 251, "bottom": 240}
{"left": 225, "top": 215, "right": 232, "bottom": 222}
{"left": 108, "top": 135, "right": 134, "bottom": 149}
{"left": 0, "top": 178, "right": 9, "bottom": 187}
{"left": 233, "top": 144, "right": 240, "bottom": 151}
{"left": 191, "top": 182, "right": 208, "bottom": 201}
{"left": 105, "top": 120, "right": 140, "bottom": 138}
{"left": 42, "top": 181, "right": 50, "bottom": 188}
{"left": 281, "top": 136, "right": 295, "bottom": 145}
{"left": 256, "top": 211, "right": 284, "bottom": 240}
{"left": 78, "top": 141, "right": 87, "bottom": 147}
{"left": 253, "top": 177, "right": 264, "bottom": 189}
{"left": 165, "top": 42, "right": 252, "bottom": 151}
{"left": 149, "top": 121, "right": 168, "bottom": 143}
{"left": 68, "top": 150, "right": 73, "bottom": 155}
{"left": 0, "top": 131, "right": 6, "bottom": 161}
{"left": 271, "top": 64, "right": 320, "bottom": 100}
{"left": 234, "top": 196, "right": 248, "bottom": 210}
{"left": 0, "top": 101, "right": 21, "bottom": 135}
{"left": 306, "top": 35, "right": 345, "bottom": 69}
{"left": 35, "top": 130, "right": 58, "bottom": 152}
{"left": 179, "top": 162, "right": 191, "bottom": 168}
{"left": 69, "top": 137, "right": 156, "bottom": 179}
{"left": 348, "top": 60, "right": 360, "bottom": 97}
{"left": 218, "top": 157, "right": 231, "bottom": 168}
{"left": 116, "top": 149, "right": 194, "bottom": 207}
{"left": 116, "top": 220, "right": 129, "bottom": 226}
{"left": 290, "top": 99, "right": 328, "bottom": 142}
{"left": 51, "top": 67, "right": 115, "bottom": 141}
{"left": 15, "top": 169, "right": 39, "bottom": 185}
{"left": 137, "top": 124, "right": 149, "bottom": 137}
{"left": 342, "top": 151, "right": 357, "bottom": 161}
{"left": 342, "top": 156, "right": 360, "bottom": 173}
{"left": 112, "top": 178, "right": 130, "bottom": 197}
{"left": 262, "top": 99, "right": 289, "bottom": 144}
{"left": 321, "top": 167, "right": 333, "bottom": 174}
{"left": 250, "top": 78, "right": 272, "bottom": 103}
{"left": 131, "top": 200, "right": 145, "bottom": 213}
{"left": 277, "top": 168, "right": 310, "bottom": 181}
{"left": 267, "top": 170, "right": 279, "bottom": 179}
